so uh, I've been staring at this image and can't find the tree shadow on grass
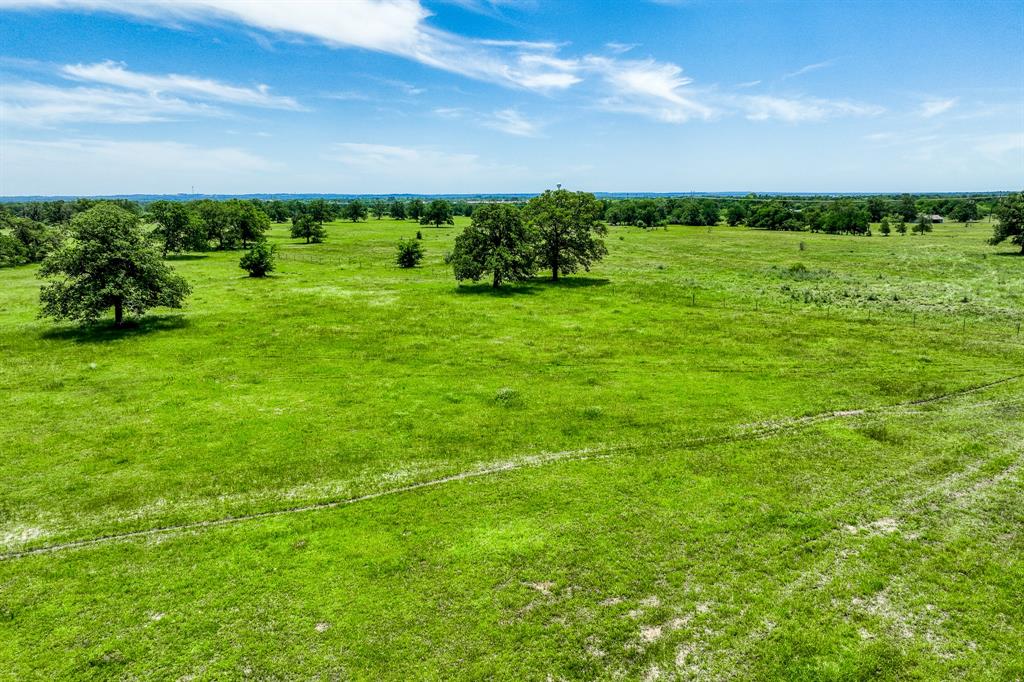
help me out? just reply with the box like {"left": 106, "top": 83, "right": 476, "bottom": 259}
{"left": 40, "top": 314, "right": 190, "bottom": 344}
{"left": 538, "top": 276, "right": 610, "bottom": 288}
{"left": 990, "top": 250, "right": 1024, "bottom": 257}
{"left": 453, "top": 276, "right": 610, "bottom": 296}
{"left": 165, "top": 254, "right": 209, "bottom": 261}
{"left": 454, "top": 282, "right": 539, "bottom": 297}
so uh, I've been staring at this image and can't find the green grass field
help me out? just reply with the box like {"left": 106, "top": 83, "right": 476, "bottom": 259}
{"left": 1, "top": 218, "right": 1022, "bottom": 680}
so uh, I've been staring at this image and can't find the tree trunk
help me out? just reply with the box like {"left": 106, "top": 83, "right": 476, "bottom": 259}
{"left": 114, "top": 300, "right": 124, "bottom": 327}
{"left": 492, "top": 271, "right": 501, "bottom": 288}
{"left": 551, "top": 261, "right": 559, "bottom": 281}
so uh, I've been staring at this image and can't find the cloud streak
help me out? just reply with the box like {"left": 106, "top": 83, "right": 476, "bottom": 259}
{"left": 482, "top": 108, "right": 541, "bottom": 136}
{"left": 2, "top": 1, "right": 888, "bottom": 130}
{"left": 782, "top": 59, "right": 836, "bottom": 80}
{"left": 2, "top": 0, "right": 580, "bottom": 92}
{"left": 918, "top": 97, "right": 957, "bottom": 118}
{"left": 587, "top": 56, "right": 714, "bottom": 123}
{"left": 62, "top": 60, "right": 303, "bottom": 109}
{"left": 1, "top": 81, "right": 224, "bottom": 125}
{"left": 739, "top": 95, "right": 883, "bottom": 122}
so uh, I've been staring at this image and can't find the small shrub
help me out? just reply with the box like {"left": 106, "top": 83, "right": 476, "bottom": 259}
{"left": 239, "top": 242, "right": 276, "bottom": 277}
{"left": 416, "top": 230, "right": 423, "bottom": 240}
{"left": 396, "top": 238, "right": 424, "bottom": 268}
{"left": 493, "top": 387, "right": 520, "bottom": 405}
{"left": 857, "top": 422, "right": 904, "bottom": 445}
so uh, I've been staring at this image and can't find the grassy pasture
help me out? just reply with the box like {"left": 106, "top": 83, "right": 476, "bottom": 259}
{"left": 1, "top": 218, "right": 1022, "bottom": 679}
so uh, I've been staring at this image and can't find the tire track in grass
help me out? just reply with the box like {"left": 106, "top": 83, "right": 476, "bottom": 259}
{"left": 1, "top": 374, "right": 1020, "bottom": 561}
{"left": 661, "top": 403, "right": 1024, "bottom": 679}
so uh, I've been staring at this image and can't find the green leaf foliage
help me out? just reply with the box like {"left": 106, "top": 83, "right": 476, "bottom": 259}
{"left": 524, "top": 188, "right": 607, "bottom": 280}
{"left": 395, "top": 238, "right": 425, "bottom": 268}
{"left": 38, "top": 204, "right": 191, "bottom": 327}
{"left": 448, "top": 203, "right": 537, "bottom": 287}
{"left": 239, "top": 242, "right": 277, "bottom": 277}
{"left": 989, "top": 191, "right": 1024, "bottom": 252}
{"left": 420, "top": 199, "right": 455, "bottom": 228}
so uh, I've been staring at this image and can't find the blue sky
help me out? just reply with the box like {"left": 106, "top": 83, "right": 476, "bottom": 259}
{"left": 1, "top": 0, "right": 1022, "bottom": 195}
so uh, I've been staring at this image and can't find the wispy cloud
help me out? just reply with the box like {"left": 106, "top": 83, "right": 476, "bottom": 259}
{"left": 482, "top": 108, "right": 541, "bottom": 136}
{"left": 605, "top": 42, "right": 638, "bottom": 54}
{"left": 735, "top": 80, "right": 761, "bottom": 88}
{"left": 740, "top": 95, "right": 883, "bottom": 122}
{"left": 432, "top": 106, "right": 541, "bottom": 136}
{"left": 587, "top": 56, "right": 715, "bottom": 123}
{"left": 3, "top": 0, "right": 580, "bottom": 93}
{"left": 476, "top": 38, "right": 562, "bottom": 51}
{"left": 62, "top": 60, "right": 303, "bottom": 109}
{"left": 0, "top": 81, "right": 223, "bottom": 126}
{"left": 2, "top": 1, "right": 886, "bottom": 131}
{"left": 329, "top": 142, "right": 477, "bottom": 170}
{"left": 321, "top": 90, "right": 372, "bottom": 102}
{"left": 433, "top": 106, "right": 469, "bottom": 119}
{"left": 782, "top": 59, "right": 835, "bottom": 80}
{"left": 918, "top": 97, "right": 957, "bottom": 118}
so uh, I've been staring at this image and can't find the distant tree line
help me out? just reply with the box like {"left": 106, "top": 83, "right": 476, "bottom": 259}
{"left": 604, "top": 197, "right": 722, "bottom": 227}
{"left": 716, "top": 193, "right": 987, "bottom": 235}
{"left": 5, "top": 190, "right": 1022, "bottom": 327}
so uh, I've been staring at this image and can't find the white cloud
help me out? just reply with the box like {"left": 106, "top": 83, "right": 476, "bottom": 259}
{"left": 781, "top": 59, "right": 835, "bottom": 80}
{"left": 482, "top": 108, "right": 541, "bottom": 136}
{"left": 1, "top": 1, "right": 887, "bottom": 130}
{"left": 0, "top": 81, "right": 224, "bottom": 125}
{"left": 432, "top": 106, "right": 541, "bottom": 136}
{"left": 329, "top": 142, "right": 476, "bottom": 169}
{"left": 587, "top": 56, "right": 715, "bottom": 123}
{"left": 605, "top": 42, "right": 638, "bottom": 54}
{"left": 476, "top": 38, "right": 562, "bottom": 51}
{"left": 1, "top": 138, "right": 278, "bottom": 194}
{"left": 918, "top": 97, "right": 957, "bottom": 118}
{"left": 322, "top": 90, "right": 372, "bottom": 102}
{"left": 433, "top": 107, "right": 469, "bottom": 118}
{"left": 61, "top": 60, "right": 302, "bottom": 109}
{"left": 2, "top": 0, "right": 579, "bottom": 92}
{"left": 740, "top": 95, "right": 883, "bottom": 123}
{"left": 735, "top": 80, "right": 761, "bottom": 88}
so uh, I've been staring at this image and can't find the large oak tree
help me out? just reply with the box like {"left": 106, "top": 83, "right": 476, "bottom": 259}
{"left": 448, "top": 203, "right": 536, "bottom": 288}
{"left": 38, "top": 204, "right": 191, "bottom": 327}
{"left": 524, "top": 188, "right": 607, "bottom": 281}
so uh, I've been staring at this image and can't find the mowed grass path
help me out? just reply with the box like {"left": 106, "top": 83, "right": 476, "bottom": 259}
{"left": 1, "top": 219, "right": 1022, "bottom": 679}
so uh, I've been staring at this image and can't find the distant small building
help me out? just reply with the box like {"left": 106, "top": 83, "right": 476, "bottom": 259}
{"left": 927, "top": 214, "right": 944, "bottom": 223}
